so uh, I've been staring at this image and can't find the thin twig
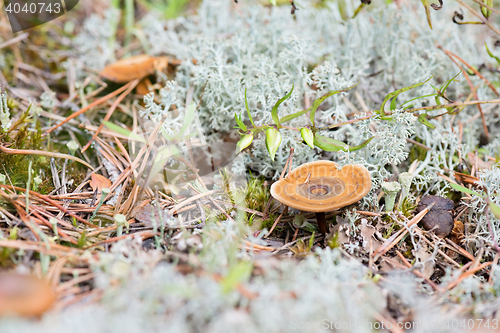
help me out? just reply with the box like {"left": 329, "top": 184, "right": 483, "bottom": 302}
{"left": 446, "top": 261, "right": 493, "bottom": 290}
{"left": 438, "top": 46, "right": 499, "bottom": 96}
{"left": 44, "top": 81, "right": 135, "bottom": 135}
{"left": 454, "top": 0, "right": 500, "bottom": 36}
{"left": 0, "top": 145, "right": 94, "bottom": 170}
{"left": 83, "top": 231, "right": 158, "bottom": 249}
{"left": 373, "top": 203, "right": 435, "bottom": 259}
{"left": 0, "top": 33, "right": 29, "bottom": 49}
{"left": 265, "top": 205, "right": 285, "bottom": 238}
{"left": 470, "top": 0, "right": 500, "bottom": 15}
{"left": 169, "top": 190, "right": 216, "bottom": 214}
{"left": 395, "top": 251, "right": 441, "bottom": 291}
{"left": 0, "top": 184, "right": 99, "bottom": 228}
{"left": 81, "top": 79, "right": 139, "bottom": 152}
{"left": 437, "top": 45, "right": 489, "bottom": 140}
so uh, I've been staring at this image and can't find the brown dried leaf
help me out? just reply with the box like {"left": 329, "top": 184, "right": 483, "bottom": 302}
{"left": 454, "top": 171, "right": 480, "bottom": 186}
{"left": 133, "top": 203, "right": 168, "bottom": 227}
{"left": 378, "top": 258, "right": 397, "bottom": 273}
{"left": 329, "top": 221, "right": 350, "bottom": 245}
{"left": 0, "top": 273, "right": 56, "bottom": 317}
{"left": 360, "top": 218, "right": 382, "bottom": 252}
{"left": 136, "top": 78, "right": 153, "bottom": 96}
{"left": 450, "top": 220, "right": 465, "bottom": 245}
{"left": 374, "top": 218, "right": 389, "bottom": 234}
{"left": 467, "top": 152, "right": 494, "bottom": 170}
{"left": 412, "top": 243, "right": 434, "bottom": 279}
{"left": 99, "top": 55, "right": 171, "bottom": 83}
{"left": 90, "top": 173, "right": 112, "bottom": 192}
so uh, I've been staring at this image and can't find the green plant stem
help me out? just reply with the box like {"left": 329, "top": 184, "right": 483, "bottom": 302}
{"left": 317, "top": 114, "right": 373, "bottom": 130}
{"left": 124, "top": 0, "right": 134, "bottom": 46}
{"left": 50, "top": 218, "right": 58, "bottom": 236}
{"left": 321, "top": 98, "right": 500, "bottom": 130}
{"left": 454, "top": 0, "right": 500, "bottom": 35}
{"left": 471, "top": 0, "right": 500, "bottom": 15}
{"left": 89, "top": 189, "right": 110, "bottom": 224}
{"left": 109, "top": 0, "right": 121, "bottom": 59}
{"left": 243, "top": 93, "right": 500, "bottom": 145}
{"left": 26, "top": 160, "right": 32, "bottom": 214}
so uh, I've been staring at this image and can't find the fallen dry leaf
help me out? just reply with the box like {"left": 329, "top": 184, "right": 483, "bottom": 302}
{"left": 412, "top": 243, "right": 434, "bottom": 279}
{"left": 450, "top": 220, "right": 465, "bottom": 245}
{"left": 99, "top": 55, "right": 178, "bottom": 83}
{"left": 467, "top": 152, "right": 494, "bottom": 170}
{"left": 0, "top": 273, "right": 56, "bottom": 317}
{"left": 329, "top": 218, "right": 350, "bottom": 246}
{"left": 90, "top": 173, "right": 112, "bottom": 192}
{"left": 360, "top": 218, "right": 382, "bottom": 252}
{"left": 378, "top": 258, "right": 397, "bottom": 273}
{"left": 133, "top": 203, "right": 170, "bottom": 227}
{"left": 454, "top": 171, "right": 480, "bottom": 187}
{"left": 136, "top": 78, "right": 153, "bottom": 95}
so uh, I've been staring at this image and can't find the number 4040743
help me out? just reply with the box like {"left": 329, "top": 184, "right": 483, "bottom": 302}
{"left": 445, "top": 319, "right": 498, "bottom": 330}
{"left": 5, "top": 2, "right": 61, "bottom": 14}
{"left": 3, "top": 0, "right": 78, "bottom": 32}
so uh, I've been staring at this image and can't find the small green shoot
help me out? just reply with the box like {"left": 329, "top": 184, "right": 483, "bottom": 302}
{"left": 328, "top": 231, "right": 340, "bottom": 249}
{"left": 449, "top": 182, "right": 482, "bottom": 197}
{"left": 417, "top": 113, "right": 436, "bottom": 129}
{"left": 300, "top": 127, "right": 314, "bottom": 148}
{"left": 313, "top": 135, "right": 374, "bottom": 152}
{"left": 310, "top": 81, "right": 359, "bottom": 126}
{"left": 486, "top": 43, "right": 500, "bottom": 66}
{"left": 234, "top": 113, "right": 247, "bottom": 132}
{"left": 379, "top": 76, "right": 432, "bottom": 116}
{"left": 220, "top": 261, "right": 253, "bottom": 294}
{"left": 265, "top": 127, "right": 281, "bottom": 160}
{"left": 271, "top": 86, "right": 294, "bottom": 128}
{"left": 244, "top": 89, "right": 256, "bottom": 127}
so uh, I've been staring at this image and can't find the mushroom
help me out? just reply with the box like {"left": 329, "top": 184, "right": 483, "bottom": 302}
{"left": 398, "top": 172, "right": 413, "bottom": 207}
{"left": 0, "top": 273, "right": 56, "bottom": 317}
{"left": 416, "top": 195, "right": 455, "bottom": 237}
{"left": 270, "top": 161, "right": 372, "bottom": 235}
{"left": 381, "top": 181, "right": 401, "bottom": 212}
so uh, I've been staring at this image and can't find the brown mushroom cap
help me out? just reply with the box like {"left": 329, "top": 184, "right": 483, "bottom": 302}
{"left": 0, "top": 273, "right": 56, "bottom": 317}
{"left": 270, "top": 161, "right": 372, "bottom": 212}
